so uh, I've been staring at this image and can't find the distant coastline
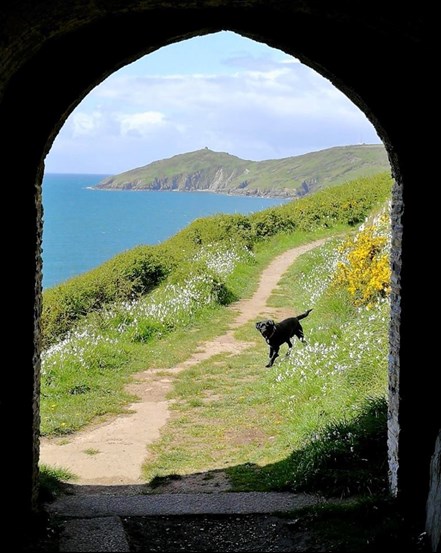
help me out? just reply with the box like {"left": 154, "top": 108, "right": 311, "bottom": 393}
{"left": 94, "top": 144, "right": 390, "bottom": 199}
{"left": 88, "top": 186, "right": 292, "bottom": 199}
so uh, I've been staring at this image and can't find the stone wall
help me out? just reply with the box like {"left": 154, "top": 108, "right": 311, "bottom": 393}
{"left": 426, "top": 431, "right": 441, "bottom": 553}
{"left": 32, "top": 165, "right": 44, "bottom": 508}
{"left": 387, "top": 177, "right": 403, "bottom": 495}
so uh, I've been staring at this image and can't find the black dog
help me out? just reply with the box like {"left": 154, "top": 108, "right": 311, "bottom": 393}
{"left": 255, "top": 309, "right": 313, "bottom": 367}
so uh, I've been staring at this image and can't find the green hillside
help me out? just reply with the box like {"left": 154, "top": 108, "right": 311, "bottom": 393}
{"left": 96, "top": 144, "right": 390, "bottom": 197}
{"left": 41, "top": 172, "right": 392, "bottom": 506}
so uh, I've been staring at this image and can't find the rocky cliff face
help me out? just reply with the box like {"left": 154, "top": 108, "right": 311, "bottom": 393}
{"left": 99, "top": 166, "right": 291, "bottom": 197}
{"left": 144, "top": 167, "right": 250, "bottom": 193}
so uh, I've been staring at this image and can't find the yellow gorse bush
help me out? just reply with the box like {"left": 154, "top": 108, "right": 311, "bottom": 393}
{"left": 334, "top": 209, "right": 391, "bottom": 306}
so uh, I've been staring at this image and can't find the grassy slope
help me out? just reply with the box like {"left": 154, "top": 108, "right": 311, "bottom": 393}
{"left": 96, "top": 145, "right": 390, "bottom": 196}
{"left": 41, "top": 175, "right": 392, "bottom": 502}
{"left": 142, "top": 232, "right": 389, "bottom": 497}
{"left": 40, "top": 174, "right": 391, "bottom": 438}
{"left": 40, "top": 229, "right": 339, "bottom": 436}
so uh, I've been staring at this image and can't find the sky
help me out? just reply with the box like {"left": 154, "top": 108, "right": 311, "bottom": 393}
{"left": 44, "top": 31, "right": 382, "bottom": 175}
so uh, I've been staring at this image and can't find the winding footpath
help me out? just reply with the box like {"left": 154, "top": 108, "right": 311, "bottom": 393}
{"left": 39, "top": 239, "right": 325, "bottom": 485}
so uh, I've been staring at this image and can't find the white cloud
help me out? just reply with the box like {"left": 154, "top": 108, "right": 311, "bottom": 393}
{"left": 117, "top": 111, "right": 166, "bottom": 137}
{"left": 71, "top": 111, "right": 103, "bottom": 137}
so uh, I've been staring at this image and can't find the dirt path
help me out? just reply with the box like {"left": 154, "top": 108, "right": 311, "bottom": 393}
{"left": 39, "top": 239, "right": 325, "bottom": 485}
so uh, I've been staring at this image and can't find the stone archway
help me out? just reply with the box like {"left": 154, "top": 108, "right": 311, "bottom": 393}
{"left": 0, "top": 1, "right": 436, "bottom": 542}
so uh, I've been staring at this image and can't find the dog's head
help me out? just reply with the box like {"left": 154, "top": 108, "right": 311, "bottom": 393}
{"left": 255, "top": 320, "right": 276, "bottom": 341}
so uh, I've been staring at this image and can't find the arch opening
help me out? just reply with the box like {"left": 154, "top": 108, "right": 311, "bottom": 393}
{"left": 1, "top": 4, "right": 436, "bottom": 548}
{"left": 39, "top": 32, "right": 392, "bottom": 502}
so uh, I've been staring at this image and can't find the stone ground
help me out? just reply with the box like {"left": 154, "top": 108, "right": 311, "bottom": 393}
{"left": 45, "top": 490, "right": 334, "bottom": 552}
{"left": 25, "top": 489, "right": 427, "bottom": 552}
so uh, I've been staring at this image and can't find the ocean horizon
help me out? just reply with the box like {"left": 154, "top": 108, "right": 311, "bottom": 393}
{"left": 42, "top": 173, "right": 289, "bottom": 289}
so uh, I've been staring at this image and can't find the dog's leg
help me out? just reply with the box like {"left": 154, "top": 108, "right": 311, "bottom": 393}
{"left": 285, "top": 339, "right": 293, "bottom": 357}
{"left": 266, "top": 347, "right": 279, "bottom": 368}
{"left": 265, "top": 346, "right": 274, "bottom": 368}
{"left": 296, "top": 325, "right": 306, "bottom": 344}
{"left": 266, "top": 347, "right": 274, "bottom": 368}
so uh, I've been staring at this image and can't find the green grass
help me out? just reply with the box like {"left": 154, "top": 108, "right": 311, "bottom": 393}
{"left": 39, "top": 464, "right": 77, "bottom": 501}
{"left": 40, "top": 228, "right": 338, "bottom": 436}
{"left": 141, "top": 233, "right": 389, "bottom": 497}
{"left": 40, "top": 221, "right": 390, "bottom": 499}
{"left": 40, "top": 174, "right": 392, "bottom": 499}
{"left": 229, "top": 396, "right": 388, "bottom": 496}
{"left": 40, "top": 224, "right": 390, "bottom": 499}
{"left": 83, "top": 448, "right": 100, "bottom": 456}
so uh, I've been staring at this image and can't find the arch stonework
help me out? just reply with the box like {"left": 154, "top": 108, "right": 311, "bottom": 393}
{"left": 0, "top": 0, "right": 436, "bottom": 542}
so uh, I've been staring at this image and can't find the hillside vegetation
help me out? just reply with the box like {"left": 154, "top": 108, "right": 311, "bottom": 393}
{"left": 42, "top": 173, "right": 391, "bottom": 348}
{"left": 144, "top": 206, "right": 391, "bottom": 496}
{"left": 40, "top": 169, "right": 394, "bottom": 502}
{"left": 40, "top": 173, "right": 392, "bottom": 440}
{"left": 96, "top": 144, "right": 390, "bottom": 198}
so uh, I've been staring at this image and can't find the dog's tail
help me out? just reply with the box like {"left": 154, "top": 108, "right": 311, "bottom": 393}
{"left": 297, "top": 308, "right": 313, "bottom": 320}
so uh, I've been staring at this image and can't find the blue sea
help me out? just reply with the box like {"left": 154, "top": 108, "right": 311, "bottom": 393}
{"left": 42, "top": 173, "right": 289, "bottom": 289}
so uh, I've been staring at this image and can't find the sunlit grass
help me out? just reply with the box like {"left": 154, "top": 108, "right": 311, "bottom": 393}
{"left": 141, "top": 218, "right": 390, "bottom": 496}
{"left": 40, "top": 229, "right": 334, "bottom": 436}
{"left": 40, "top": 205, "right": 390, "bottom": 499}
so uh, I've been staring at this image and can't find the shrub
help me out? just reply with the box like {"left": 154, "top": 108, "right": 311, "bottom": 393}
{"left": 250, "top": 208, "right": 294, "bottom": 238}
{"left": 162, "top": 213, "right": 254, "bottom": 257}
{"left": 247, "top": 173, "right": 391, "bottom": 237}
{"left": 334, "top": 208, "right": 391, "bottom": 306}
{"left": 42, "top": 246, "right": 168, "bottom": 347}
